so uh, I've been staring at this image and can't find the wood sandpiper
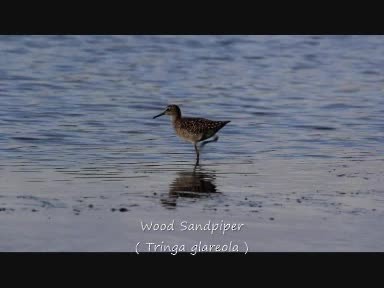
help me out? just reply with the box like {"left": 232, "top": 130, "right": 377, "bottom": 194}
{"left": 153, "top": 104, "right": 230, "bottom": 165}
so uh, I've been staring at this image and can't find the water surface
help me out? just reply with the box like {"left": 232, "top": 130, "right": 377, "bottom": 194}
{"left": 0, "top": 36, "right": 383, "bottom": 251}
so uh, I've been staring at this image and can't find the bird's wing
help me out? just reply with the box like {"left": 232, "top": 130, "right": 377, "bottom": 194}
{"left": 181, "top": 118, "right": 226, "bottom": 134}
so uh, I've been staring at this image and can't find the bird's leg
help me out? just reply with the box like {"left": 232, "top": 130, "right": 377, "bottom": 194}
{"left": 194, "top": 142, "right": 200, "bottom": 166}
{"left": 200, "top": 135, "right": 219, "bottom": 149}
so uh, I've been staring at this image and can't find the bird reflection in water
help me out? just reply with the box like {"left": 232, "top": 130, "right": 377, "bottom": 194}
{"left": 160, "top": 166, "right": 220, "bottom": 209}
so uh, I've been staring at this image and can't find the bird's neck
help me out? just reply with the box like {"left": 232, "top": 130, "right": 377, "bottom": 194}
{"left": 171, "top": 112, "right": 181, "bottom": 123}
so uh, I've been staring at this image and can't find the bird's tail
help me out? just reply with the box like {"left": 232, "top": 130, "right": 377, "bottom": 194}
{"left": 221, "top": 121, "right": 231, "bottom": 128}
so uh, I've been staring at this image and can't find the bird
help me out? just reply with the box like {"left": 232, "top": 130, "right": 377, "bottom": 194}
{"left": 153, "top": 104, "right": 230, "bottom": 165}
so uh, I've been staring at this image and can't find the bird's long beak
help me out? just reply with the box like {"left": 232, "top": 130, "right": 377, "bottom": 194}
{"left": 153, "top": 110, "right": 166, "bottom": 119}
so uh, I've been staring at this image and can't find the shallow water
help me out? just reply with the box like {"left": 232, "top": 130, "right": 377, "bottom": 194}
{"left": 0, "top": 35, "right": 384, "bottom": 251}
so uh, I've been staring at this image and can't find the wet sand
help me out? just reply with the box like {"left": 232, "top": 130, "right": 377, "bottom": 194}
{"left": 1, "top": 157, "right": 383, "bottom": 252}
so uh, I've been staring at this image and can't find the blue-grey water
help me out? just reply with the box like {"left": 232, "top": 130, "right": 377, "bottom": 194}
{"left": 0, "top": 36, "right": 383, "bottom": 251}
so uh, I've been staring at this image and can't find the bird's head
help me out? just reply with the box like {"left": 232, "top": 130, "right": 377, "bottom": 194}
{"left": 153, "top": 104, "right": 181, "bottom": 119}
